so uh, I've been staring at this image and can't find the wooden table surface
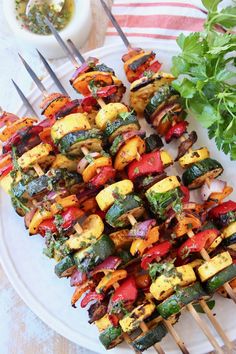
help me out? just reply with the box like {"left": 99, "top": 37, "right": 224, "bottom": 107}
{"left": 0, "top": 1, "right": 112, "bottom": 353}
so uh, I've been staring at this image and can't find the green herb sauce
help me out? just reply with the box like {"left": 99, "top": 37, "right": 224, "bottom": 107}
{"left": 15, "top": 0, "right": 74, "bottom": 35}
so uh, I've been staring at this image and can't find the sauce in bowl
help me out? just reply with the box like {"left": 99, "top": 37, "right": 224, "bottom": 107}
{"left": 15, "top": 0, "right": 75, "bottom": 35}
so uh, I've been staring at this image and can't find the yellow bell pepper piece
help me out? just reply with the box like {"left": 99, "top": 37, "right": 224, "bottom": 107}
{"left": 82, "top": 156, "right": 112, "bottom": 183}
{"left": 96, "top": 179, "right": 133, "bottom": 211}
{"left": 96, "top": 270, "right": 127, "bottom": 294}
{"left": 130, "top": 226, "right": 159, "bottom": 256}
{"left": 114, "top": 136, "right": 146, "bottom": 171}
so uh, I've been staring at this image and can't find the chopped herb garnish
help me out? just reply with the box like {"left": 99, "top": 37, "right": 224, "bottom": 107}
{"left": 143, "top": 70, "right": 154, "bottom": 79}
{"left": 43, "top": 230, "right": 69, "bottom": 259}
{"left": 88, "top": 80, "right": 98, "bottom": 98}
{"left": 119, "top": 109, "right": 135, "bottom": 120}
{"left": 15, "top": 0, "right": 74, "bottom": 35}
{"left": 85, "top": 154, "right": 95, "bottom": 164}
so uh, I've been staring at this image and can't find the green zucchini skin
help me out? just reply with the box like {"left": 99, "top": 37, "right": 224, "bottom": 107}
{"left": 132, "top": 323, "right": 167, "bottom": 352}
{"left": 117, "top": 249, "right": 133, "bottom": 265}
{"left": 94, "top": 63, "right": 114, "bottom": 74}
{"left": 54, "top": 255, "right": 76, "bottom": 278}
{"left": 99, "top": 325, "right": 123, "bottom": 349}
{"left": 27, "top": 175, "right": 51, "bottom": 197}
{"left": 182, "top": 158, "right": 223, "bottom": 189}
{"left": 12, "top": 180, "right": 27, "bottom": 198}
{"left": 104, "top": 115, "right": 140, "bottom": 138}
{"left": 145, "top": 134, "right": 164, "bottom": 152}
{"left": 58, "top": 129, "right": 103, "bottom": 155}
{"left": 73, "top": 235, "right": 115, "bottom": 273}
{"left": 105, "top": 194, "right": 144, "bottom": 228}
{"left": 128, "top": 52, "right": 154, "bottom": 71}
{"left": 205, "top": 264, "right": 236, "bottom": 294}
{"left": 144, "top": 85, "right": 178, "bottom": 123}
{"left": 223, "top": 233, "right": 236, "bottom": 247}
{"left": 157, "top": 282, "right": 207, "bottom": 319}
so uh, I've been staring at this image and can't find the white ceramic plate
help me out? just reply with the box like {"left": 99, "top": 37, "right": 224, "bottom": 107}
{"left": 0, "top": 42, "right": 236, "bottom": 354}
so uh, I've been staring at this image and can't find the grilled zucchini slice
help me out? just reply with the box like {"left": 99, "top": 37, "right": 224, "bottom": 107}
{"left": 130, "top": 73, "right": 175, "bottom": 114}
{"left": 205, "top": 264, "right": 236, "bottom": 293}
{"left": 182, "top": 158, "right": 223, "bottom": 189}
{"left": 54, "top": 255, "right": 76, "bottom": 278}
{"left": 104, "top": 114, "right": 140, "bottom": 143}
{"left": 58, "top": 129, "right": 103, "bottom": 156}
{"left": 73, "top": 235, "right": 115, "bottom": 273}
{"left": 105, "top": 194, "right": 144, "bottom": 228}
{"left": 157, "top": 282, "right": 207, "bottom": 319}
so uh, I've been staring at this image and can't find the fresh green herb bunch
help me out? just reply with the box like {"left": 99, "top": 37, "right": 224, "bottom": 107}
{"left": 171, "top": 0, "right": 236, "bottom": 160}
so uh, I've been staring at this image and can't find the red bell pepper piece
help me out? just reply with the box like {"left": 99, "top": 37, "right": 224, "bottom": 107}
{"left": 177, "top": 229, "right": 219, "bottom": 260}
{"left": 94, "top": 209, "right": 106, "bottom": 220}
{"left": 38, "top": 207, "right": 84, "bottom": 236}
{"left": 55, "top": 99, "right": 81, "bottom": 119}
{"left": 95, "top": 85, "right": 118, "bottom": 98}
{"left": 80, "top": 291, "right": 104, "bottom": 308}
{"left": 148, "top": 60, "right": 162, "bottom": 72}
{"left": 38, "top": 219, "right": 57, "bottom": 236}
{"left": 37, "top": 117, "right": 56, "bottom": 129}
{"left": 0, "top": 111, "right": 19, "bottom": 129}
{"left": 139, "top": 60, "right": 162, "bottom": 78}
{"left": 39, "top": 127, "right": 56, "bottom": 149}
{"left": 108, "top": 314, "right": 120, "bottom": 327}
{"left": 81, "top": 96, "right": 98, "bottom": 113}
{"left": 111, "top": 276, "right": 138, "bottom": 304}
{"left": 128, "top": 151, "right": 163, "bottom": 181}
{"left": 92, "top": 256, "right": 122, "bottom": 275}
{"left": 61, "top": 207, "right": 84, "bottom": 229}
{"left": 165, "top": 121, "right": 189, "bottom": 143}
{"left": 3, "top": 126, "right": 43, "bottom": 154}
{"left": 89, "top": 166, "right": 116, "bottom": 188}
{"left": 0, "top": 164, "right": 13, "bottom": 179}
{"left": 141, "top": 241, "right": 172, "bottom": 270}
{"left": 209, "top": 201, "right": 236, "bottom": 219}
{"left": 70, "top": 269, "right": 87, "bottom": 287}
{"left": 180, "top": 185, "right": 190, "bottom": 203}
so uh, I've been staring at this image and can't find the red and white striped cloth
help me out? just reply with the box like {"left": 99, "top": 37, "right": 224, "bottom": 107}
{"left": 104, "top": 0, "right": 232, "bottom": 46}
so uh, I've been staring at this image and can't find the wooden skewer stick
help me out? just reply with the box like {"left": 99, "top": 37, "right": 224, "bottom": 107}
{"left": 179, "top": 133, "right": 236, "bottom": 304}
{"left": 185, "top": 228, "right": 233, "bottom": 349}
{"left": 189, "top": 229, "right": 236, "bottom": 305}
{"left": 127, "top": 214, "right": 189, "bottom": 354}
{"left": 111, "top": 283, "right": 140, "bottom": 351}
{"left": 187, "top": 303, "right": 224, "bottom": 354}
{"left": 33, "top": 163, "right": 44, "bottom": 176}
{"left": 140, "top": 322, "right": 165, "bottom": 354}
{"left": 199, "top": 299, "right": 233, "bottom": 351}
{"left": 163, "top": 320, "right": 189, "bottom": 354}
{"left": 80, "top": 137, "right": 164, "bottom": 353}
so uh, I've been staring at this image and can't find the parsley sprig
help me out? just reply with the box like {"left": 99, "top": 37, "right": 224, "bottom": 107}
{"left": 171, "top": 0, "right": 236, "bottom": 160}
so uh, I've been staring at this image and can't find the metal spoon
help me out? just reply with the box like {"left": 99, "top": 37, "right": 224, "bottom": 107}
{"left": 26, "top": 0, "right": 65, "bottom": 16}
